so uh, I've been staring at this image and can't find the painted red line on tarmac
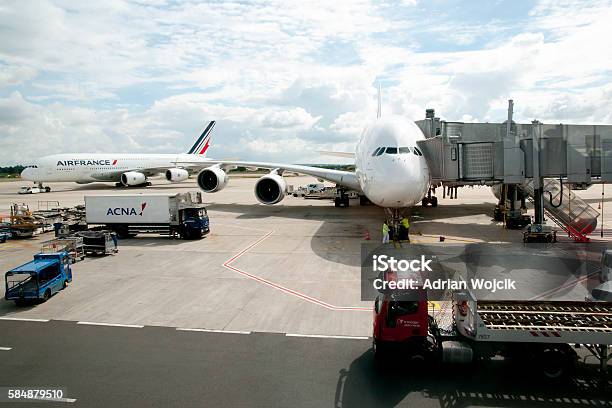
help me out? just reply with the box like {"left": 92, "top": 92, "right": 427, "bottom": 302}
{"left": 223, "top": 231, "right": 371, "bottom": 312}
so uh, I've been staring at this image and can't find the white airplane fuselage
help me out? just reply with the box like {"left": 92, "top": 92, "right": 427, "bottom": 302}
{"left": 20, "top": 154, "right": 198, "bottom": 183}
{"left": 355, "top": 116, "right": 430, "bottom": 208}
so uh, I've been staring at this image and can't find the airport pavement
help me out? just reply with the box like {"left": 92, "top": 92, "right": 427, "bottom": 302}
{"left": 0, "top": 178, "right": 606, "bottom": 336}
{"left": 0, "top": 319, "right": 609, "bottom": 408}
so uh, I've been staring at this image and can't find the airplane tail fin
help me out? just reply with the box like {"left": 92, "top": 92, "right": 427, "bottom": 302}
{"left": 187, "top": 121, "right": 215, "bottom": 155}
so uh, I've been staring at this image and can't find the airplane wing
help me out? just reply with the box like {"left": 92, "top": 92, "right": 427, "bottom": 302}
{"left": 176, "top": 158, "right": 362, "bottom": 192}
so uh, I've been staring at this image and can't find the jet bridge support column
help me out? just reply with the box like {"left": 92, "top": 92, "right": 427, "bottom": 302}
{"left": 524, "top": 120, "right": 556, "bottom": 243}
{"left": 499, "top": 100, "right": 530, "bottom": 229}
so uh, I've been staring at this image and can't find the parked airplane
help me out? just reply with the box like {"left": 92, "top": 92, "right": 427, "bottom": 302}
{"left": 21, "top": 95, "right": 434, "bottom": 216}
{"left": 20, "top": 121, "right": 216, "bottom": 190}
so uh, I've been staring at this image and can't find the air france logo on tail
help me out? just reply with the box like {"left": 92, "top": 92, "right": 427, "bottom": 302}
{"left": 187, "top": 121, "right": 215, "bottom": 155}
{"left": 106, "top": 202, "right": 147, "bottom": 216}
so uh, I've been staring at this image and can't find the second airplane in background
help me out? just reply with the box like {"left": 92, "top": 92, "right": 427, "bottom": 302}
{"left": 21, "top": 121, "right": 217, "bottom": 189}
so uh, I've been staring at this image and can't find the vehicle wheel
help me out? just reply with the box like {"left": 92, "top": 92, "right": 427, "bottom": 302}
{"left": 421, "top": 198, "right": 429, "bottom": 207}
{"left": 42, "top": 290, "right": 51, "bottom": 303}
{"left": 115, "top": 226, "right": 130, "bottom": 239}
{"left": 334, "top": 197, "right": 341, "bottom": 207}
{"left": 373, "top": 338, "right": 387, "bottom": 360}
{"left": 45, "top": 186, "right": 51, "bottom": 193}
{"left": 538, "top": 347, "right": 575, "bottom": 380}
{"left": 342, "top": 196, "right": 350, "bottom": 207}
{"left": 359, "top": 195, "right": 368, "bottom": 206}
{"left": 431, "top": 196, "right": 438, "bottom": 207}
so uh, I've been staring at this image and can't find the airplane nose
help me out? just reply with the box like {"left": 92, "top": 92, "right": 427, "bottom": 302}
{"left": 20, "top": 168, "right": 32, "bottom": 180}
{"left": 364, "top": 159, "right": 424, "bottom": 207}
{"left": 21, "top": 167, "right": 36, "bottom": 181}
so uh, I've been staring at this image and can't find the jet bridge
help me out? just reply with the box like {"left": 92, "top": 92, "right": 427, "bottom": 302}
{"left": 415, "top": 102, "right": 612, "bottom": 242}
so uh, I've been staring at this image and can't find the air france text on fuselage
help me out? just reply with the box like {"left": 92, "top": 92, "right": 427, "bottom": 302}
{"left": 56, "top": 160, "right": 114, "bottom": 166}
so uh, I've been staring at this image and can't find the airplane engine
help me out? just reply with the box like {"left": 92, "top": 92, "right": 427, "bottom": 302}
{"left": 165, "top": 168, "right": 189, "bottom": 183}
{"left": 254, "top": 174, "right": 287, "bottom": 205}
{"left": 197, "top": 166, "right": 228, "bottom": 193}
{"left": 121, "top": 171, "right": 146, "bottom": 186}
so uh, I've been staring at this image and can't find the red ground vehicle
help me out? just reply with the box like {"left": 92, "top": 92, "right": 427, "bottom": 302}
{"left": 372, "top": 270, "right": 612, "bottom": 379}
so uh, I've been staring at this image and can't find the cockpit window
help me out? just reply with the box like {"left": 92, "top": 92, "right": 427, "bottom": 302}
{"left": 372, "top": 147, "right": 383, "bottom": 156}
{"left": 375, "top": 147, "right": 385, "bottom": 156}
{"left": 385, "top": 147, "right": 398, "bottom": 154}
{"left": 398, "top": 147, "right": 411, "bottom": 154}
{"left": 413, "top": 147, "right": 423, "bottom": 156}
{"left": 24, "top": 165, "right": 38, "bottom": 168}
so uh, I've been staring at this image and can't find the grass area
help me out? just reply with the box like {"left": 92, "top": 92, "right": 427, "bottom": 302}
{"left": 0, "top": 175, "right": 20, "bottom": 182}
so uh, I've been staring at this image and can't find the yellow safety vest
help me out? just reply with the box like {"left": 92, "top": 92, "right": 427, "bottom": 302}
{"left": 382, "top": 223, "right": 389, "bottom": 235}
{"left": 401, "top": 218, "right": 410, "bottom": 228}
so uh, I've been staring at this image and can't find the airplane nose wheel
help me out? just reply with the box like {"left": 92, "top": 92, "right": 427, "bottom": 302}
{"left": 37, "top": 183, "right": 51, "bottom": 193}
{"left": 421, "top": 187, "right": 438, "bottom": 207}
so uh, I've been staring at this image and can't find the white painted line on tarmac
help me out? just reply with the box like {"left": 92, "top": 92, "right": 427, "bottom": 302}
{"left": 27, "top": 397, "right": 76, "bottom": 403}
{"left": 0, "top": 317, "right": 49, "bottom": 322}
{"left": 47, "top": 397, "right": 77, "bottom": 403}
{"left": 0, "top": 347, "right": 12, "bottom": 351}
{"left": 176, "top": 328, "right": 251, "bottom": 335}
{"left": 77, "top": 321, "right": 144, "bottom": 328}
{"left": 286, "top": 333, "right": 369, "bottom": 340}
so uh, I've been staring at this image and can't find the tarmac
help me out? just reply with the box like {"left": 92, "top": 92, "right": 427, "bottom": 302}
{"left": 0, "top": 177, "right": 610, "bottom": 406}
{"left": 0, "top": 177, "right": 609, "bottom": 336}
{"left": 0, "top": 319, "right": 609, "bottom": 408}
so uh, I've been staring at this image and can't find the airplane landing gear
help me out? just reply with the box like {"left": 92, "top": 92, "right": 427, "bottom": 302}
{"left": 334, "top": 189, "right": 350, "bottom": 208}
{"left": 421, "top": 187, "right": 438, "bottom": 207}
{"left": 37, "top": 182, "right": 51, "bottom": 193}
{"left": 385, "top": 208, "right": 410, "bottom": 244}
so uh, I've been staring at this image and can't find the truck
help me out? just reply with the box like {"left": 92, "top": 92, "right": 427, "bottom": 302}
{"left": 292, "top": 183, "right": 325, "bottom": 197}
{"left": 85, "top": 193, "right": 209, "bottom": 240}
{"left": 5, "top": 252, "right": 72, "bottom": 305}
{"left": 373, "top": 270, "right": 612, "bottom": 380}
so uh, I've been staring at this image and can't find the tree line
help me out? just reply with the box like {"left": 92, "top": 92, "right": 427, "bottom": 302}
{"left": 0, "top": 165, "right": 24, "bottom": 177}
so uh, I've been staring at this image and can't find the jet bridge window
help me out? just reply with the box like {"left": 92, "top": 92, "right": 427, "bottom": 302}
{"left": 398, "top": 147, "right": 411, "bottom": 154}
{"left": 385, "top": 147, "right": 398, "bottom": 154}
{"left": 413, "top": 147, "right": 423, "bottom": 156}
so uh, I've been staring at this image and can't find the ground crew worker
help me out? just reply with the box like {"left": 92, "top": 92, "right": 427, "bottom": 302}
{"left": 382, "top": 221, "right": 390, "bottom": 244}
{"left": 401, "top": 216, "right": 410, "bottom": 241}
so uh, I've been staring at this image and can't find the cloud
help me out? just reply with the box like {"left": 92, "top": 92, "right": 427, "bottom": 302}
{"left": 1, "top": 0, "right": 611, "bottom": 165}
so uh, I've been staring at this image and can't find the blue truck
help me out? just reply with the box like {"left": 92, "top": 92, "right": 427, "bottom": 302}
{"left": 5, "top": 252, "right": 72, "bottom": 304}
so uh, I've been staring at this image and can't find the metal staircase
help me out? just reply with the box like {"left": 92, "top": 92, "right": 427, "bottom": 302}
{"left": 519, "top": 179, "right": 599, "bottom": 242}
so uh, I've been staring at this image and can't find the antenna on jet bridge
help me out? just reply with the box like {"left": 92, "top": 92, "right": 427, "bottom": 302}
{"left": 377, "top": 83, "right": 382, "bottom": 119}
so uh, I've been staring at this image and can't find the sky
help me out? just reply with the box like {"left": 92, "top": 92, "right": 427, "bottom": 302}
{"left": 0, "top": 0, "right": 611, "bottom": 165}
